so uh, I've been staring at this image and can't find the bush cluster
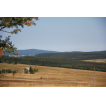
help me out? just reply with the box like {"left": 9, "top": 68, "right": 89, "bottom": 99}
{"left": 6, "top": 69, "right": 12, "bottom": 73}
{"left": 33, "top": 68, "right": 38, "bottom": 72}
{"left": 2, "top": 69, "right": 5, "bottom": 73}
{"left": 0, "top": 69, "right": 16, "bottom": 74}
{"left": 29, "top": 66, "right": 38, "bottom": 74}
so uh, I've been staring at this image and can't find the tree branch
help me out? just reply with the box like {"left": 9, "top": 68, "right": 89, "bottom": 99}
{"left": 0, "top": 29, "right": 11, "bottom": 33}
{"left": 0, "top": 26, "right": 6, "bottom": 30}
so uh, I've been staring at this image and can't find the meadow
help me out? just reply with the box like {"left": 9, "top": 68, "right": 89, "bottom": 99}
{"left": 82, "top": 59, "right": 106, "bottom": 63}
{"left": 0, "top": 63, "right": 106, "bottom": 87}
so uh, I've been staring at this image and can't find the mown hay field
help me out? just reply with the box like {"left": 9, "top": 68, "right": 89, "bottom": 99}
{"left": 0, "top": 63, "right": 106, "bottom": 87}
{"left": 82, "top": 59, "right": 106, "bottom": 63}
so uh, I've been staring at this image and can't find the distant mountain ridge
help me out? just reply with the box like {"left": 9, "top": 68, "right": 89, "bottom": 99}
{"left": 3, "top": 49, "right": 106, "bottom": 60}
{"left": 16, "top": 49, "right": 82, "bottom": 56}
{"left": 17, "top": 49, "right": 58, "bottom": 56}
{"left": 3, "top": 49, "right": 82, "bottom": 56}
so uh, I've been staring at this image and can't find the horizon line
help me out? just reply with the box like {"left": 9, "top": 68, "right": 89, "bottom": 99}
{"left": 17, "top": 49, "right": 106, "bottom": 52}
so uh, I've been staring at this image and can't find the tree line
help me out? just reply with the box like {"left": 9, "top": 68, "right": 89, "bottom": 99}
{"left": 1, "top": 56, "right": 106, "bottom": 72}
{"left": 35, "top": 51, "right": 106, "bottom": 60}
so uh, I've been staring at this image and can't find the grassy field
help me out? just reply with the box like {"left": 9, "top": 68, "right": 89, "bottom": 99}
{"left": 82, "top": 59, "right": 106, "bottom": 63}
{"left": 0, "top": 63, "right": 106, "bottom": 87}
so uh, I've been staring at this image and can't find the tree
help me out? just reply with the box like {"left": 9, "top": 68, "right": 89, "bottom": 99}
{"left": 29, "top": 66, "right": 34, "bottom": 74}
{"left": 0, "top": 17, "right": 38, "bottom": 57}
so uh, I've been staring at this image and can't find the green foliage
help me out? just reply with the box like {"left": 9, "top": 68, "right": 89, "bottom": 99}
{"left": 2, "top": 69, "right": 5, "bottom": 73}
{"left": 8, "top": 69, "right": 12, "bottom": 73}
{"left": 29, "top": 66, "right": 33, "bottom": 71}
{"left": 0, "top": 36, "right": 18, "bottom": 55}
{"left": 5, "top": 69, "right": 8, "bottom": 73}
{"left": 29, "top": 66, "right": 34, "bottom": 74}
{"left": 0, "top": 17, "right": 38, "bottom": 55}
{"left": 33, "top": 68, "right": 38, "bottom": 72}
{"left": 1, "top": 56, "right": 106, "bottom": 72}
{"left": 30, "top": 71, "right": 34, "bottom": 74}
{"left": 1, "top": 69, "right": 12, "bottom": 73}
{"left": 0, "top": 17, "right": 38, "bottom": 34}
{"left": 5, "top": 60, "right": 12, "bottom": 64}
{"left": 29, "top": 66, "right": 38, "bottom": 74}
{"left": 0, "top": 58, "right": 3, "bottom": 63}
{"left": 6, "top": 69, "right": 12, "bottom": 73}
{"left": 35, "top": 51, "right": 106, "bottom": 60}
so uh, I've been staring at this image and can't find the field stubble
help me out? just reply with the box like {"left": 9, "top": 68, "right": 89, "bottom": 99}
{"left": 82, "top": 58, "right": 106, "bottom": 63}
{"left": 0, "top": 63, "right": 106, "bottom": 87}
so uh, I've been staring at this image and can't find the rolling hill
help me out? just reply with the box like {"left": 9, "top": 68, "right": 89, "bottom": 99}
{"left": 16, "top": 49, "right": 57, "bottom": 56}
{"left": 4, "top": 49, "right": 81, "bottom": 56}
{"left": 16, "top": 49, "right": 82, "bottom": 56}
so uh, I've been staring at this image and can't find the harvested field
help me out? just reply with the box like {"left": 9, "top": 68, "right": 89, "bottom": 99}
{"left": 0, "top": 63, "right": 106, "bottom": 87}
{"left": 82, "top": 59, "right": 106, "bottom": 63}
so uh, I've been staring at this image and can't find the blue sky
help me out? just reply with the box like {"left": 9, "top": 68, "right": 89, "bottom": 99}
{"left": 1, "top": 17, "right": 106, "bottom": 52}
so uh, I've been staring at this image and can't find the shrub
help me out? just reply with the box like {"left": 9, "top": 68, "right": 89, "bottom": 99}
{"left": 5, "top": 69, "right": 8, "bottom": 73}
{"left": 29, "top": 67, "right": 38, "bottom": 74}
{"left": 33, "top": 68, "right": 38, "bottom": 72}
{"left": 3, "top": 69, "right": 12, "bottom": 73}
{"left": 8, "top": 69, "right": 12, "bottom": 73}
{"left": 2, "top": 69, "right": 5, "bottom": 73}
{"left": 0, "top": 71, "right": 1, "bottom": 74}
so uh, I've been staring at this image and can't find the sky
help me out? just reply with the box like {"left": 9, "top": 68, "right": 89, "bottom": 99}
{"left": 1, "top": 17, "right": 106, "bottom": 52}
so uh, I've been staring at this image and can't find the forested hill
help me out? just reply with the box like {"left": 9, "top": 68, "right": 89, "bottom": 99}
{"left": 35, "top": 51, "right": 106, "bottom": 60}
{"left": 17, "top": 49, "right": 57, "bottom": 56}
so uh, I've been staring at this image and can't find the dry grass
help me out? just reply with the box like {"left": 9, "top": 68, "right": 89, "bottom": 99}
{"left": 0, "top": 63, "right": 106, "bottom": 87}
{"left": 82, "top": 59, "right": 106, "bottom": 63}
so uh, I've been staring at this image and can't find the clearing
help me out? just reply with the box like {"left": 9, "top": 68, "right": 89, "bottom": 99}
{"left": 82, "top": 59, "right": 106, "bottom": 63}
